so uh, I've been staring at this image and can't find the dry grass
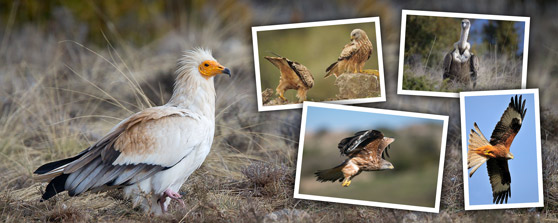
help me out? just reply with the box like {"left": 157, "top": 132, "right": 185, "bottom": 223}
{"left": 403, "top": 51, "right": 523, "bottom": 92}
{"left": 1, "top": 1, "right": 558, "bottom": 222}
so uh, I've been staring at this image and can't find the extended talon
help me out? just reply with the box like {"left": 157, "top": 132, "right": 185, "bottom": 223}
{"left": 279, "top": 94, "right": 287, "bottom": 101}
{"left": 341, "top": 179, "right": 351, "bottom": 187}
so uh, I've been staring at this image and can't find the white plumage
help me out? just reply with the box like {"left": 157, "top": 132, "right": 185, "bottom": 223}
{"left": 34, "top": 48, "right": 230, "bottom": 215}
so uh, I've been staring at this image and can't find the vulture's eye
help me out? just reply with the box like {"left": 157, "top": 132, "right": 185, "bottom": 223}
{"left": 204, "top": 63, "right": 209, "bottom": 67}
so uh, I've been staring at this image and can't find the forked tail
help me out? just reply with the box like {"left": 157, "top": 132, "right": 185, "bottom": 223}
{"left": 468, "top": 122, "right": 490, "bottom": 177}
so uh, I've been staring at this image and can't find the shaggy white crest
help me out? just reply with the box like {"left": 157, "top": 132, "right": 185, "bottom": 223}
{"left": 176, "top": 48, "right": 216, "bottom": 77}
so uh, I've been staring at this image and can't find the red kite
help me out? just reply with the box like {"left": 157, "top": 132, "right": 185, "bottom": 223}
{"left": 324, "top": 29, "right": 373, "bottom": 78}
{"left": 467, "top": 95, "right": 527, "bottom": 204}
{"left": 315, "top": 130, "right": 394, "bottom": 187}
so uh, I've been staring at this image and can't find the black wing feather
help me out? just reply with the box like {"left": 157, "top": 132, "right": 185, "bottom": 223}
{"left": 338, "top": 130, "right": 383, "bottom": 155}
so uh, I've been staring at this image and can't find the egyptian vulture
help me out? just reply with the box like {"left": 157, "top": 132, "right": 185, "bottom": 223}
{"left": 324, "top": 29, "right": 373, "bottom": 78}
{"left": 34, "top": 48, "right": 231, "bottom": 215}
{"left": 265, "top": 55, "right": 314, "bottom": 102}
{"left": 443, "top": 19, "right": 480, "bottom": 88}
{"left": 468, "top": 95, "right": 527, "bottom": 204}
{"left": 315, "top": 130, "right": 394, "bottom": 187}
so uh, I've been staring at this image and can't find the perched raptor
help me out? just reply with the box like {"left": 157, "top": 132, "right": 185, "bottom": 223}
{"left": 34, "top": 48, "right": 231, "bottom": 215}
{"left": 324, "top": 29, "right": 373, "bottom": 78}
{"left": 468, "top": 95, "right": 527, "bottom": 204}
{"left": 315, "top": 130, "right": 394, "bottom": 187}
{"left": 265, "top": 55, "right": 314, "bottom": 102}
{"left": 443, "top": 19, "right": 480, "bottom": 88}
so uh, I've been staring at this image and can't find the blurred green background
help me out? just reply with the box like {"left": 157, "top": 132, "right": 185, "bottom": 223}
{"left": 299, "top": 123, "right": 443, "bottom": 208}
{"left": 256, "top": 22, "right": 379, "bottom": 102}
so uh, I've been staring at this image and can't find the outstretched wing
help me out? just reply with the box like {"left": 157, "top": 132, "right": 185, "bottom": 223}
{"left": 286, "top": 60, "right": 314, "bottom": 88}
{"left": 34, "top": 106, "right": 210, "bottom": 200}
{"left": 337, "top": 130, "right": 383, "bottom": 155}
{"left": 486, "top": 159, "right": 511, "bottom": 204}
{"left": 489, "top": 95, "right": 527, "bottom": 149}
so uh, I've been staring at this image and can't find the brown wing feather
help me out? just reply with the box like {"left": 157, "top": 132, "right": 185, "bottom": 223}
{"left": 339, "top": 42, "right": 358, "bottom": 60}
{"left": 489, "top": 95, "right": 527, "bottom": 148}
{"left": 286, "top": 59, "right": 314, "bottom": 88}
{"left": 486, "top": 159, "right": 511, "bottom": 204}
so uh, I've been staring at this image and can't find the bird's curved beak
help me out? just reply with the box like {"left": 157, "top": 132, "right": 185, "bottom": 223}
{"left": 222, "top": 67, "right": 231, "bottom": 77}
{"left": 506, "top": 152, "right": 514, "bottom": 160}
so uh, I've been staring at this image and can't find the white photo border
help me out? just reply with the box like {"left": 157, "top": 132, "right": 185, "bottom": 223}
{"left": 460, "top": 89, "right": 543, "bottom": 210}
{"left": 397, "top": 10, "right": 530, "bottom": 98}
{"left": 252, "top": 17, "right": 386, "bottom": 112}
{"left": 293, "top": 101, "right": 449, "bottom": 213}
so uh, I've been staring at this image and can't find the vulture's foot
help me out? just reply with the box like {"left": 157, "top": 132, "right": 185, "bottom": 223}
{"left": 160, "top": 188, "right": 186, "bottom": 212}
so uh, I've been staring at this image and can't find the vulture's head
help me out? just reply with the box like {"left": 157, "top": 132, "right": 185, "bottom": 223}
{"left": 350, "top": 29, "right": 368, "bottom": 41}
{"left": 461, "top": 19, "right": 471, "bottom": 30}
{"left": 178, "top": 48, "right": 231, "bottom": 81}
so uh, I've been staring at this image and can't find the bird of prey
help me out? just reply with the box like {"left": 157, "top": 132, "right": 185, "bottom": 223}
{"left": 264, "top": 54, "right": 314, "bottom": 102}
{"left": 324, "top": 29, "right": 373, "bottom": 78}
{"left": 33, "top": 48, "right": 231, "bottom": 215}
{"left": 468, "top": 95, "right": 527, "bottom": 204}
{"left": 443, "top": 19, "right": 480, "bottom": 88}
{"left": 315, "top": 130, "right": 394, "bottom": 187}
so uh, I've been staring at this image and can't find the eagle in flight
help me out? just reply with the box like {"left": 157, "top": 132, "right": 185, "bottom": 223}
{"left": 324, "top": 29, "right": 373, "bottom": 78}
{"left": 467, "top": 95, "right": 527, "bottom": 204}
{"left": 315, "top": 130, "right": 394, "bottom": 187}
{"left": 265, "top": 55, "right": 314, "bottom": 102}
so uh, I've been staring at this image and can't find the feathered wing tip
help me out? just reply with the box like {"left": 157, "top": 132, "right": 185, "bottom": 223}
{"left": 468, "top": 122, "right": 490, "bottom": 177}
{"left": 315, "top": 163, "right": 345, "bottom": 182}
{"left": 511, "top": 95, "right": 527, "bottom": 119}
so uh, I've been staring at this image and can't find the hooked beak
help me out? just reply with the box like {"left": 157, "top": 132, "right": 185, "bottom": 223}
{"left": 222, "top": 67, "right": 231, "bottom": 77}
{"left": 506, "top": 152, "right": 514, "bottom": 160}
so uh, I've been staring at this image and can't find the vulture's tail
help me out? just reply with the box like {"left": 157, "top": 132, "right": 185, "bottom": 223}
{"left": 34, "top": 153, "right": 86, "bottom": 201}
{"left": 315, "top": 162, "right": 345, "bottom": 182}
{"left": 468, "top": 122, "right": 490, "bottom": 177}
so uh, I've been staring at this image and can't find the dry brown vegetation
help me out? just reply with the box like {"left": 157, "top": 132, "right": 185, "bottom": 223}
{"left": 1, "top": 0, "right": 557, "bottom": 222}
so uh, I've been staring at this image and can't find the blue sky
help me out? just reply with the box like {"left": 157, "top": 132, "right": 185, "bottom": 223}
{"left": 468, "top": 19, "right": 525, "bottom": 55}
{"left": 305, "top": 106, "right": 442, "bottom": 133}
{"left": 464, "top": 93, "right": 539, "bottom": 205}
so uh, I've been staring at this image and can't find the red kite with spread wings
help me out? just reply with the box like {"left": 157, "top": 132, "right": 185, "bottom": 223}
{"left": 315, "top": 130, "right": 394, "bottom": 187}
{"left": 467, "top": 95, "right": 527, "bottom": 204}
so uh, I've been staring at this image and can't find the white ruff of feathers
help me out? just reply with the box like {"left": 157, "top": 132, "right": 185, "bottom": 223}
{"left": 168, "top": 48, "right": 217, "bottom": 118}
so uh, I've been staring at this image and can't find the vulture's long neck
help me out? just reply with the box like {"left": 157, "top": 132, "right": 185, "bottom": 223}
{"left": 167, "top": 70, "right": 216, "bottom": 119}
{"left": 459, "top": 26, "right": 470, "bottom": 50}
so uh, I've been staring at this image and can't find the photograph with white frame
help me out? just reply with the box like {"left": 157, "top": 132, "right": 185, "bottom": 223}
{"left": 294, "top": 102, "right": 448, "bottom": 213}
{"left": 397, "top": 10, "right": 530, "bottom": 98}
{"left": 460, "top": 89, "right": 543, "bottom": 210}
{"left": 252, "top": 17, "right": 386, "bottom": 112}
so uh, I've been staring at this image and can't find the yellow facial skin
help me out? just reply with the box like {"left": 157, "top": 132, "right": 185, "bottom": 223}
{"left": 198, "top": 60, "right": 231, "bottom": 79}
